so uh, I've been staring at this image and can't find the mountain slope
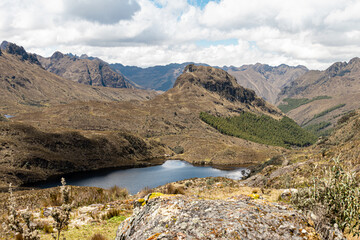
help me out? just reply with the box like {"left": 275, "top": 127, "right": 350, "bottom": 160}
{"left": 276, "top": 57, "right": 360, "bottom": 130}
{"left": 223, "top": 63, "right": 308, "bottom": 104}
{"left": 38, "top": 51, "right": 134, "bottom": 89}
{"left": 0, "top": 43, "right": 156, "bottom": 115}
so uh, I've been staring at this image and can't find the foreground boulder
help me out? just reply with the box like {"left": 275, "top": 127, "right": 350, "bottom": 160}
{"left": 115, "top": 194, "right": 320, "bottom": 240}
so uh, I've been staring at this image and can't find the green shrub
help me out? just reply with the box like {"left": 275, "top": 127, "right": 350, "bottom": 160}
{"left": 337, "top": 111, "right": 356, "bottom": 125}
{"left": 200, "top": 111, "right": 316, "bottom": 148}
{"left": 161, "top": 183, "right": 185, "bottom": 195}
{"left": 109, "top": 185, "right": 128, "bottom": 199}
{"left": 101, "top": 208, "right": 122, "bottom": 220}
{"left": 313, "top": 104, "right": 346, "bottom": 119}
{"left": 206, "top": 178, "right": 215, "bottom": 186}
{"left": 304, "top": 122, "right": 332, "bottom": 137}
{"left": 43, "top": 224, "right": 54, "bottom": 234}
{"left": 291, "top": 157, "right": 360, "bottom": 236}
{"left": 172, "top": 146, "right": 184, "bottom": 154}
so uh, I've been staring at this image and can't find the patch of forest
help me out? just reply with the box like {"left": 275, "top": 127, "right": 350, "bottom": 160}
{"left": 200, "top": 112, "right": 317, "bottom": 148}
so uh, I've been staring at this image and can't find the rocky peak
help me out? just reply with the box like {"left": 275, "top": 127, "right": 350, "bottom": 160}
{"left": 0, "top": 40, "right": 9, "bottom": 50}
{"left": 0, "top": 41, "right": 41, "bottom": 65}
{"left": 325, "top": 61, "right": 348, "bottom": 77}
{"left": 50, "top": 51, "right": 64, "bottom": 60}
{"left": 79, "top": 54, "right": 89, "bottom": 59}
{"left": 349, "top": 57, "right": 360, "bottom": 65}
{"left": 175, "top": 64, "right": 260, "bottom": 104}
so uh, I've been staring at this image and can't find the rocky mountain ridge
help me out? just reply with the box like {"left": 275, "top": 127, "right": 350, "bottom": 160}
{"left": 37, "top": 51, "right": 135, "bottom": 89}
{"left": 111, "top": 62, "right": 308, "bottom": 104}
{"left": 1, "top": 41, "right": 41, "bottom": 65}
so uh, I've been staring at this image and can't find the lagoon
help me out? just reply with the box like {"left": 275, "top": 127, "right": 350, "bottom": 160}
{"left": 30, "top": 160, "right": 249, "bottom": 194}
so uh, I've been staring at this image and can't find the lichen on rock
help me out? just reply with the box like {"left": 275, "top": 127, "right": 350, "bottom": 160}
{"left": 115, "top": 194, "right": 321, "bottom": 240}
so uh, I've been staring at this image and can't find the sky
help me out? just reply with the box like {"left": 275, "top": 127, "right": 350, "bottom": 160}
{"left": 1, "top": 0, "right": 360, "bottom": 69}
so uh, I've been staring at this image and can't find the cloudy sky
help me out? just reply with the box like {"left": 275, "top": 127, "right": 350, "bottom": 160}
{"left": 1, "top": 0, "right": 360, "bottom": 69}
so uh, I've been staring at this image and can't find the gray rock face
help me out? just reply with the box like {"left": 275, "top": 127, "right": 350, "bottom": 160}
{"left": 115, "top": 195, "right": 320, "bottom": 240}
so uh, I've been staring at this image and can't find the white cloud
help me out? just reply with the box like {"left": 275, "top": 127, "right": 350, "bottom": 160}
{"left": 1, "top": 0, "right": 360, "bottom": 69}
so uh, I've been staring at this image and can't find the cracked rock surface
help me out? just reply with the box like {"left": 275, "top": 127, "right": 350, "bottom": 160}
{"left": 115, "top": 194, "right": 321, "bottom": 240}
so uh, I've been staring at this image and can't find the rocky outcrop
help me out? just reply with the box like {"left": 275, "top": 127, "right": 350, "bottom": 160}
{"left": 175, "top": 64, "right": 264, "bottom": 106}
{"left": 115, "top": 194, "right": 320, "bottom": 240}
{"left": 0, "top": 41, "right": 41, "bottom": 65}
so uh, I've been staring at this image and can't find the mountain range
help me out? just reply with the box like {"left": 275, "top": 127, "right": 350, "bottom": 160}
{"left": 277, "top": 57, "right": 360, "bottom": 134}
{"left": 37, "top": 49, "right": 307, "bottom": 106}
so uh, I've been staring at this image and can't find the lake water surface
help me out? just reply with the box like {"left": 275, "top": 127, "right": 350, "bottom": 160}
{"left": 31, "top": 160, "right": 249, "bottom": 194}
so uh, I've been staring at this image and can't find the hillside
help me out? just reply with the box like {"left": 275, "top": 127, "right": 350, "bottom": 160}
{"left": 276, "top": 57, "right": 360, "bottom": 133}
{"left": 224, "top": 63, "right": 308, "bottom": 104}
{"left": 37, "top": 51, "right": 135, "bottom": 89}
{"left": 243, "top": 110, "right": 360, "bottom": 190}
{"left": 0, "top": 42, "right": 157, "bottom": 115}
{"left": 0, "top": 43, "right": 164, "bottom": 187}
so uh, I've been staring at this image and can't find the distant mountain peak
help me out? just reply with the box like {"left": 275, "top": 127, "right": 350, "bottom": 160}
{"left": 51, "top": 51, "right": 64, "bottom": 60}
{"left": 0, "top": 40, "right": 9, "bottom": 50}
{"left": 325, "top": 61, "right": 348, "bottom": 77}
{"left": 0, "top": 40, "right": 40, "bottom": 65}
{"left": 38, "top": 51, "right": 134, "bottom": 89}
